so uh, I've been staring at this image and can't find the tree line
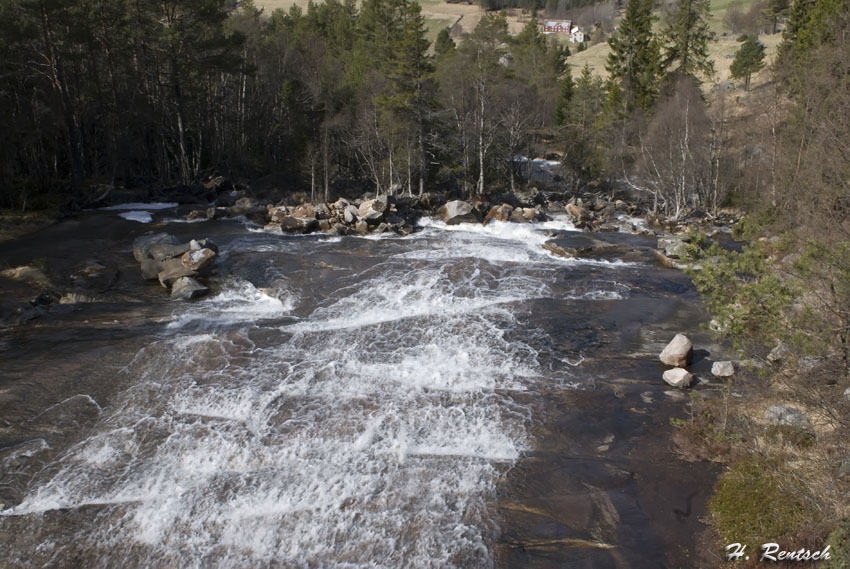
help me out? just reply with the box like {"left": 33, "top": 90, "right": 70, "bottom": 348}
{"left": 0, "top": 0, "right": 572, "bottom": 209}
{"left": 0, "top": 0, "right": 840, "bottom": 224}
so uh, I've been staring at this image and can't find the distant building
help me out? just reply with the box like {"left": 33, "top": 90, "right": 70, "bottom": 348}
{"left": 570, "top": 26, "right": 585, "bottom": 43}
{"left": 542, "top": 20, "right": 572, "bottom": 34}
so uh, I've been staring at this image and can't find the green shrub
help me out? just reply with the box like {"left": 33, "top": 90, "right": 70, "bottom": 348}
{"left": 709, "top": 457, "right": 814, "bottom": 547}
{"left": 823, "top": 519, "right": 850, "bottom": 569}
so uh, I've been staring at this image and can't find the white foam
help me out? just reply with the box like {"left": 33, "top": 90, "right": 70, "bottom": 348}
{"left": 118, "top": 211, "right": 153, "bottom": 223}
{"left": 101, "top": 202, "right": 178, "bottom": 210}
{"left": 167, "top": 279, "right": 294, "bottom": 329}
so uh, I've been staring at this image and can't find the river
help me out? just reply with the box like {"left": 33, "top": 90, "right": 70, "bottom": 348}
{"left": 0, "top": 208, "right": 721, "bottom": 568}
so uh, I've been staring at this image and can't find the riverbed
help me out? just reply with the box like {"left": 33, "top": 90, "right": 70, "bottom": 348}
{"left": 0, "top": 208, "right": 723, "bottom": 568}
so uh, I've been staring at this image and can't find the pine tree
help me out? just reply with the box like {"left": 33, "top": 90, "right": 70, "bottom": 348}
{"left": 435, "top": 27, "right": 455, "bottom": 56}
{"left": 662, "top": 0, "right": 716, "bottom": 79}
{"left": 606, "top": 0, "right": 662, "bottom": 111}
{"left": 554, "top": 68, "right": 575, "bottom": 125}
{"left": 730, "top": 34, "right": 765, "bottom": 91}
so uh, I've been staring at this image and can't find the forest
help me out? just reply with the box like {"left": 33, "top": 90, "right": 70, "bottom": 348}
{"left": 0, "top": 0, "right": 844, "bottom": 223}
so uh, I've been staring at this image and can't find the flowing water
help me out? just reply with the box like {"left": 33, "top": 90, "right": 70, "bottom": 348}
{"left": 0, "top": 214, "right": 718, "bottom": 568}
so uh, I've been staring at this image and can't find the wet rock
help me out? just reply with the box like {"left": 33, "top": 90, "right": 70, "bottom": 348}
{"left": 419, "top": 192, "right": 442, "bottom": 210}
{"left": 660, "top": 334, "right": 693, "bottom": 367}
{"left": 663, "top": 368, "right": 694, "bottom": 388}
{"left": 279, "top": 215, "right": 317, "bottom": 234}
{"left": 206, "top": 206, "right": 227, "bottom": 220}
{"left": 187, "top": 209, "right": 207, "bottom": 220}
{"left": 181, "top": 248, "right": 216, "bottom": 272}
{"left": 543, "top": 234, "right": 618, "bottom": 259}
{"left": 711, "top": 361, "right": 735, "bottom": 378}
{"left": 658, "top": 236, "right": 690, "bottom": 259}
{"left": 59, "top": 292, "right": 101, "bottom": 304}
{"left": 566, "top": 203, "right": 591, "bottom": 222}
{"left": 766, "top": 405, "right": 809, "bottom": 429}
{"left": 189, "top": 238, "right": 218, "bottom": 254}
{"left": 0, "top": 265, "right": 52, "bottom": 288}
{"left": 437, "top": 200, "right": 481, "bottom": 225}
{"left": 485, "top": 204, "right": 514, "bottom": 222}
{"left": 228, "top": 197, "right": 261, "bottom": 217}
{"left": 355, "top": 220, "right": 369, "bottom": 234}
{"left": 268, "top": 206, "right": 290, "bottom": 223}
{"left": 140, "top": 258, "right": 166, "bottom": 280}
{"left": 332, "top": 197, "right": 350, "bottom": 211}
{"left": 149, "top": 241, "right": 192, "bottom": 261}
{"left": 157, "top": 258, "right": 196, "bottom": 288}
{"left": 318, "top": 219, "right": 331, "bottom": 232}
{"left": 133, "top": 233, "right": 177, "bottom": 262}
{"left": 171, "top": 276, "right": 208, "bottom": 300}
{"left": 509, "top": 207, "right": 530, "bottom": 223}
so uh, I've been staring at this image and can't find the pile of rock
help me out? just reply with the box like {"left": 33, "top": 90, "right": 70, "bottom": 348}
{"left": 659, "top": 333, "right": 736, "bottom": 388}
{"left": 132, "top": 233, "right": 218, "bottom": 300}
{"left": 660, "top": 334, "right": 696, "bottom": 388}
{"left": 482, "top": 202, "right": 546, "bottom": 224}
{"left": 264, "top": 195, "right": 417, "bottom": 236}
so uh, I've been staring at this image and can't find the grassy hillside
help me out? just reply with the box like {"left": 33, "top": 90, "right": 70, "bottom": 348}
{"left": 257, "top": 0, "right": 779, "bottom": 92}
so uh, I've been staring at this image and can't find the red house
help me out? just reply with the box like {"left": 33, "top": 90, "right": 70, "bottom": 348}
{"left": 543, "top": 20, "right": 572, "bottom": 34}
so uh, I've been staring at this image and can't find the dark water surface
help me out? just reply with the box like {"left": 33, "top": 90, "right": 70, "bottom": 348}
{"left": 0, "top": 209, "right": 721, "bottom": 568}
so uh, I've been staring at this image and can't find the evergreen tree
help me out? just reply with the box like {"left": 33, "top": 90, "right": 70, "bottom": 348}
{"left": 387, "top": 0, "right": 435, "bottom": 196}
{"left": 761, "top": 0, "right": 789, "bottom": 34}
{"left": 730, "top": 34, "right": 765, "bottom": 91}
{"left": 435, "top": 27, "right": 455, "bottom": 56}
{"left": 606, "top": 0, "right": 662, "bottom": 111}
{"left": 662, "top": 0, "right": 716, "bottom": 79}
{"left": 554, "top": 68, "right": 575, "bottom": 125}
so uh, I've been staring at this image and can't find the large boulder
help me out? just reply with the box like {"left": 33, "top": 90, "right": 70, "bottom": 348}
{"left": 181, "top": 248, "right": 216, "bottom": 272}
{"left": 171, "top": 276, "right": 208, "bottom": 300}
{"left": 660, "top": 334, "right": 693, "bottom": 367}
{"left": 148, "top": 241, "right": 192, "bottom": 261}
{"left": 140, "top": 258, "right": 166, "bottom": 280}
{"left": 712, "top": 361, "right": 735, "bottom": 377}
{"left": 437, "top": 200, "right": 481, "bottom": 225}
{"left": 157, "top": 258, "right": 195, "bottom": 288}
{"left": 189, "top": 238, "right": 218, "bottom": 254}
{"left": 133, "top": 233, "right": 177, "bottom": 262}
{"left": 485, "top": 204, "right": 514, "bottom": 222}
{"left": 566, "top": 203, "right": 591, "bottom": 222}
{"left": 343, "top": 204, "right": 360, "bottom": 224}
{"left": 358, "top": 197, "right": 388, "bottom": 225}
{"left": 658, "top": 236, "right": 690, "bottom": 259}
{"left": 279, "top": 215, "right": 318, "bottom": 234}
{"left": 663, "top": 368, "right": 694, "bottom": 388}
{"left": 228, "top": 197, "right": 262, "bottom": 217}
{"left": 291, "top": 203, "right": 317, "bottom": 219}
{"left": 766, "top": 405, "right": 810, "bottom": 429}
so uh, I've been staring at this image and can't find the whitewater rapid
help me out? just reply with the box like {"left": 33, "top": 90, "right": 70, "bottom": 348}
{"left": 1, "top": 219, "right": 641, "bottom": 568}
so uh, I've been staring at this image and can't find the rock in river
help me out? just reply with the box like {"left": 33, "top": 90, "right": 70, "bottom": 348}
{"left": 660, "top": 334, "right": 693, "bottom": 367}
{"left": 171, "top": 277, "right": 209, "bottom": 300}
{"left": 437, "top": 200, "right": 481, "bottom": 225}
{"left": 133, "top": 233, "right": 178, "bottom": 262}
